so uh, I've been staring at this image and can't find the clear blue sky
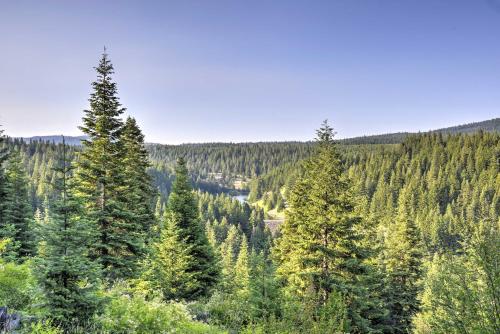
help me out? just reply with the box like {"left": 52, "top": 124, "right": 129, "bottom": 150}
{"left": 1, "top": 0, "right": 499, "bottom": 143}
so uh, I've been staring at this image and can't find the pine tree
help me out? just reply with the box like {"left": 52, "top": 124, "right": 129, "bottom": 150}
{"left": 2, "top": 155, "right": 34, "bottom": 260}
{"left": 0, "top": 127, "right": 6, "bottom": 162}
{"left": 33, "top": 207, "right": 44, "bottom": 247}
{"left": 37, "top": 138, "right": 102, "bottom": 329}
{"left": 382, "top": 186, "right": 424, "bottom": 333}
{"left": 220, "top": 225, "right": 240, "bottom": 292}
{"left": 154, "top": 196, "right": 163, "bottom": 220}
{"left": 274, "top": 120, "right": 374, "bottom": 332}
{"left": 414, "top": 220, "right": 499, "bottom": 334}
{"left": 121, "top": 116, "right": 156, "bottom": 243}
{"left": 75, "top": 51, "right": 142, "bottom": 280}
{"left": 0, "top": 128, "right": 11, "bottom": 252}
{"left": 143, "top": 211, "right": 195, "bottom": 301}
{"left": 205, "top": 220, "right": 218, "bottom": 250}
{"left": 248, "top": 251, "right": 281, "bottom": 321}
{"left": 234, "top": 235, "right": 250, "bottom": 297}
{"left": 167, "top": 157, "right": 219, "bottom": 299}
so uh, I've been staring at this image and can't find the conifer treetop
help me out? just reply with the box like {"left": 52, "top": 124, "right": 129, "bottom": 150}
{"left": 80, "top": 50, "right": 125, "bottom": 142}
{"left": 316, "top": 119, "right": 336, "bottom": 144}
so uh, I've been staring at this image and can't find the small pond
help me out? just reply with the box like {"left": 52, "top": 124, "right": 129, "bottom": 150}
{"left": 232, "top": 193, "right": 249, "bottom": 203}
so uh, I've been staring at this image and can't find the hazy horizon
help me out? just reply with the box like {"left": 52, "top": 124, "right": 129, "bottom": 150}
{"left": 9, "top": 116, "right": 496, "bottom": 146}
{"left": 1, "top": 1, "right": 499, "bottom": 143}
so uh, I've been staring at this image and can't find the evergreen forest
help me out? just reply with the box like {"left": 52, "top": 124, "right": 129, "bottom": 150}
{"left": 0, "top": 53, "right": 498, "bottom": 334}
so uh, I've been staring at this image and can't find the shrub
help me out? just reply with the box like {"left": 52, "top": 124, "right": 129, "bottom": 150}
{"left": 204, "top": 290, "right": 252, "bottom": 331}
{"left": 22, "top": 321, "right": 63, "bottom": 334}
{"left": 241, "top": 292, "right": 350, "bottom": 334}
{"left": 0, "top": 259, "right": 41, "bottom": 312}
{"left": 100, "top": 285, "right": 226, "bottom": 334}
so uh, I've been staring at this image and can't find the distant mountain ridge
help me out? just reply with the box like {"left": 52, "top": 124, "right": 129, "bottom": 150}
{"left": 339, "top": 117, "right": 500, "bottom": 144}
{"left": 19, "top": 135, "right": 87, "bottom": 146}
{"left": 20, "top": 117, "right": 499, "bottom": 146}
{"left": 431, "top": 117, "right": 499, "bottom": 134}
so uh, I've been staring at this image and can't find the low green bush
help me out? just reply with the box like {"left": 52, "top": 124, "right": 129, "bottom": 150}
{"left": 100, "top": 285, "right": 226, "bottom": 334}
{"left": 0, "top": 259, "right": 41, "bottom": 313}
{"left": 204, "top": 291, "right": 252, "bottom": 331}
{"left": 22, "top": 321, "right": 62, "bottom": 334}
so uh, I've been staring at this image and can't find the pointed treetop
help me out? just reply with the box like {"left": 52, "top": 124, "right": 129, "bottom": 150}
{"left": 176, "top": 157, "right": 187, "bottom": 168}
{"left": 124, "top": 116, "right": 141, "bottom": 134}
{"left": 315, "top": 119, "right": 336, "bottom": 144}
{"left": 124, "top": 116, "right": 136, "bottom": 129}
{"left": 94, "top": 48, "right": 114, "bottom": 81}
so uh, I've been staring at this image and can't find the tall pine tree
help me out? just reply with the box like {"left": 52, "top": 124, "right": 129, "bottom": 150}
{"left": 248, "top": 251, "right": 281, "bottom": 322}
{"left": 274, "top": 121, "right": 377, "bottom": 332}
{"left": 381, "top": 185, "right": 424, "bottom": 333}
{"left": 75, "top": 51, "right": 142, "bottom": 280}
{"left": 2, "top": 155, "right": 34, "bottom": 260}
{"left": 121, "top": 116, "right": 156, "bottom": 243}
{"left": 0, "top": 128, "right": 10, "bottom": 248}
{"left": 37, "top": 138, "right": 102, "bottom": 329}
{"left": 234, "top": 235, "right": 251, "bottom": 297}
{"left": 220, "top": 224, "right": 240, "bottom": 292}
{"left": 167, "top": 157, "right": 219, "bottom": 299}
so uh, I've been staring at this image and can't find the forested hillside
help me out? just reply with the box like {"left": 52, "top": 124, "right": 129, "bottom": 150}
{"left": 1, "top": 139, "right": 313, "bottom": 206}
{"left": 249, "top": 132, "right": 499, "bottom": 223}
{"left": 13, "top": 117, "right": 499, "bottom": 205}
{"left": 147, "top": 141, "right": 314, "bottom": 195}
{"left": 0, "top": 53, "right": 498, "bottom": 333}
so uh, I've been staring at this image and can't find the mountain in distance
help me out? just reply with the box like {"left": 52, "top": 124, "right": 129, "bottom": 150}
{"left": 20, "top": 135, "right": 87, "bottom": 145}
{"left": 20, "top": 117, "right": 499, "bottom": 146}
{"left": 339, "top": 117, "right": 500, "bottom": 145}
